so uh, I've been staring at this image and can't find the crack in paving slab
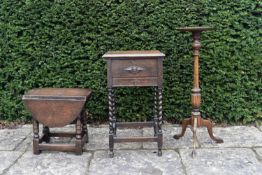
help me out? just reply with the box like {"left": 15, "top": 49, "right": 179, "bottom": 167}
{"left": 85, "top": 151, "right": 95, "bottom": 175}
{"left": 253, "top": 148, "right": 262, "bottom": 162}
{"left": 88, "top": 150, "right": 184, "bottom": 175}
{"left": 14, "top": 131, "right": 32, "bottom": 152}
{"left": 179, "top": 148, "right": 262, "bottom": 175}
{"left": 5, "top": 152, "right": 92, "bottom": 175}
{"left": 143, "top": 125, "right": 197, "bottom": 150}
{"left": 84, "top": 126, "right": 143, "bottom": 151}
{"left": 196, "top": 126, "right": 262, "bottom": 148}
{"left": 0, "top": 128, "right": 31, "bottom": 151}
{"left": 0, "top": 151, "right": 24, "bottom": 175}
{"left": 175, "top": 149, "right": 188, "bottom": 175}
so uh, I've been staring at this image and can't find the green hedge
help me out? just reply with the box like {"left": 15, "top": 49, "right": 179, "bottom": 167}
{"left": 0, "top": 0, "right": 261, "bottom": 124}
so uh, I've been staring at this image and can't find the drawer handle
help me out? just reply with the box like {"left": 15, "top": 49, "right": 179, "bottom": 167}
{"left": 124, "top": 66, "right": 145, "bottom": 74}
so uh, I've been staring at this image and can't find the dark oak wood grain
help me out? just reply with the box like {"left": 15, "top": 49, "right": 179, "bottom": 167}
{"left": 23, "top": 88, "right": 91, "bottom": 155}
{"left": 103, "top": 50, "right": 164, "bottom": 157}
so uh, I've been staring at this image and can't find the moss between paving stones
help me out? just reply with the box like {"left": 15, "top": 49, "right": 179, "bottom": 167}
{"left": 0, "top": 1, "right": 261, "bottom": 123}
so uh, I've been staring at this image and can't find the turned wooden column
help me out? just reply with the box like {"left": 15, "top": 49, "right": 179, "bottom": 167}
{"left": 33, "top": 119, "right": 40, "bottom": 155}
{"left": 81, "top": 110, "right": 89, "bottom": 143}
{"left": 173, "top": 27, "right": 223, "bottom": 156}
{"left": 75, "top": 117, "right": 83, "bottom": 155}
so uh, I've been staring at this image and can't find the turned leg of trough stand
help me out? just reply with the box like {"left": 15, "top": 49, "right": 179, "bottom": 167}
{"left": 33, "top": 119, "right": 40, "bottom": 155}
{"left": 81, "top": 110, "right": 89, "bottom": 143}
{"left": 75, "top": 117, "right": 83, "bottom": 155}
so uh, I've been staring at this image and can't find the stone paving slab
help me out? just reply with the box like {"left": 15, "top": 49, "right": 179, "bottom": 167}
{"left": 179, "top": 148, "right": 262, "bottom": 175}
{"left": 0, "top": 128, "right": 31, "bottom": 151}
{"left": 88, "top": 150, "right": 184, "bottom": 175}
{"left": 1, "top": 125, "right": 262, "bottom": 175}
{"left": 5, "top": 152, "right": 92, "bottom": 175}
{"left": 14, "top": 136, "right": 32, "bottom": 152}
{"left": 254, "top": 148, "right": 262, "bottom": 162}
{"left": 197, "top": 126, "right": 262, "bottom": 148}
{"left": 21, "top": 124, "right": 32, "bottom": 129}
{"left": 85, "top": 125, "right": 142, "bottom": 151}
{"left": 0, "top": 151, "right": 22, "bottom": 174}
{"left": 143, "top": 125, "right": 195, "bottom": 149}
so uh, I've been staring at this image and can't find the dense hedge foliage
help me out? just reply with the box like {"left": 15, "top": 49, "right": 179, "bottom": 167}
{"left": 0, "top": 0, "right": 261, "bottom": 124}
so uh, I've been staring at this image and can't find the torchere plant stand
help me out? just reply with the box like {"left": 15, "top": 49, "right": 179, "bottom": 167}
{"left": 103, "top": 50, "right": 165, "bottom": 158}
{"left": 173, "top": 27, "right": 223, "bottom": 156}
{"left": 23, "top": 88, "right": 91, "bottom": 155}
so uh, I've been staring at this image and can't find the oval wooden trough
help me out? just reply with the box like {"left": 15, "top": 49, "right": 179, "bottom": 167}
{"left": 22, "top": 88, "right": 91, "bottom": 127}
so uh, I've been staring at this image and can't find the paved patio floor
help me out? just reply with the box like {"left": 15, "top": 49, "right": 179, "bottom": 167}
{"left": 0, "top": 124, "right": 262, "bottom": 175}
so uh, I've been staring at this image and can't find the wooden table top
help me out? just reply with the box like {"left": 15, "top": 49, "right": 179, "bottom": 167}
{"left": 102, "top": 50, "right": 165, "bottom": 59}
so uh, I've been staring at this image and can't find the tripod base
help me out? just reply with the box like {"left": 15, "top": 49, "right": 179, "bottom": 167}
{"left": 173, "top": 116, "right": 223, "bottom": 143}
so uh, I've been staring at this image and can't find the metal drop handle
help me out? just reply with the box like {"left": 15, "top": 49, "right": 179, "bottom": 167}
{"left": 124, "top": 66, "right": 145, "bottom": 74}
